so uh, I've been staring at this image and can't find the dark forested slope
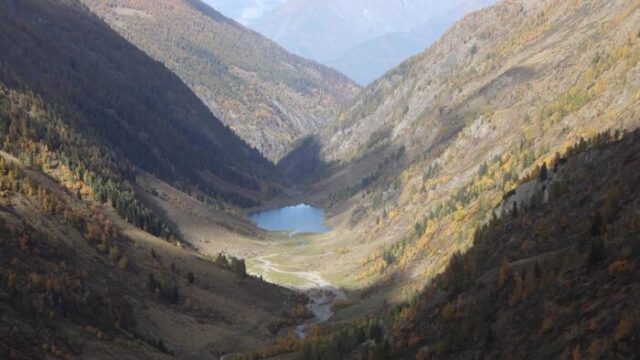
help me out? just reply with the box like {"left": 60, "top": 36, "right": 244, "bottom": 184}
{"left": 0, "top": 0, "right": 282, "bottom": 211}
{"left": 381, "top": 130, "right": 640, "bottom": 359}
{"left": 0, "top": 1, "right": 305, "bottom": 357}
{"left": 0, "top": 146, "right": 303, "bottom": 358}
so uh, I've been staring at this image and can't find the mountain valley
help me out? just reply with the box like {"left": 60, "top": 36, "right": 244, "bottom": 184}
{"left": 1, "top": 0, "right": 639, "bottom": 359}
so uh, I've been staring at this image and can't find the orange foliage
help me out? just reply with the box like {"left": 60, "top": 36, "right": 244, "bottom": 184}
{"left": 608, "top": 259, "right": 631, "bottom": 274}
{"left": 416, "top": 346, "right": 430, "bottom": 360}
{"left": 571, "top": 345, "right": 581, "bottom": 360}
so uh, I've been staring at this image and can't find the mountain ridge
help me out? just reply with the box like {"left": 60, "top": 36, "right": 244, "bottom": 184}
{"left": 252, "top": 0, "right": 496, "bottom": 84}
{"left": 81, "top": 0, "right": 359, "bottom": 162}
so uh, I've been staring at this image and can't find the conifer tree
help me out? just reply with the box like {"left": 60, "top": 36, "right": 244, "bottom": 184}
{"left": 538, "top": 162, "right": 548, "bottom": 181}
{"left": 590, "top": 211, "right": 604, "bottom": 237}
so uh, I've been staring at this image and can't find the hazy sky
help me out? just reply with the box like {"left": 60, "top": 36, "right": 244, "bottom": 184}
{"left": 202, "top": 0, "right": 287, "bottom": 25}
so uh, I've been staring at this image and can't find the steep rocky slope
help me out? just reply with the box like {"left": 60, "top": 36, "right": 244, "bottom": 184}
{"left": 256, "top": 129, "right": 640, "bottom": 359}
{"left": 284, "top": 0, "right": 640, "bottom": 298}
{"left": 81, "top": 0, "right": 359, "bottom": 161}
{"left": 321, "top": 0, "right": 640, "bottom": 162}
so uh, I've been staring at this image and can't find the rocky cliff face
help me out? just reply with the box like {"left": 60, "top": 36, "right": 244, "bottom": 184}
{"left": 322, "top": 0, "right": 639, "bottom": 162}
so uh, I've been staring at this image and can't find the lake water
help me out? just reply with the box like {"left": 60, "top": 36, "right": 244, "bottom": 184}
{"left": 249, "top": 204, "right": 329, "bottom": 234}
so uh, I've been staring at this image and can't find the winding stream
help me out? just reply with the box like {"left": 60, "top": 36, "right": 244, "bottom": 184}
{"left": 248, "top": 205, "right": 341, "bottom": 338}
{"left": 252, "top": 255, "right": 346, "bottom": 338}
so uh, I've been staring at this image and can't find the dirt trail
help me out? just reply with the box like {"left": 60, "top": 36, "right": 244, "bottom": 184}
{"left": 252, "top": 255, "right": 346, "bottom": 338}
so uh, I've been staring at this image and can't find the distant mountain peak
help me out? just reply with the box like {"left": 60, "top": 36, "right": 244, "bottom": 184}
{"left": 228, "top": 0, "right": 498, "bottom": 84}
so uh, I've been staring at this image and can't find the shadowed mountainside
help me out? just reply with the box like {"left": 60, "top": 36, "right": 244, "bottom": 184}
{"left": 0, "top": 0, "right": 311, "bottom": 357}
{"left": 80, "top": 0, "right": 359, "bottom": 162}
{"left": 0, "top": 0, "right": 283, "bottom": 211}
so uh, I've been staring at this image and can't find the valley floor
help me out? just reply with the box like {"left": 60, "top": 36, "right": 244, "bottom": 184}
{"left": 139, "top": 171, "right": 397, "bottom": 327}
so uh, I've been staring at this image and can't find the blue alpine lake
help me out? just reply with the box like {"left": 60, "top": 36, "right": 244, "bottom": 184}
{"left": 249, "top": 204, "right": 330, "bottom": 234}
